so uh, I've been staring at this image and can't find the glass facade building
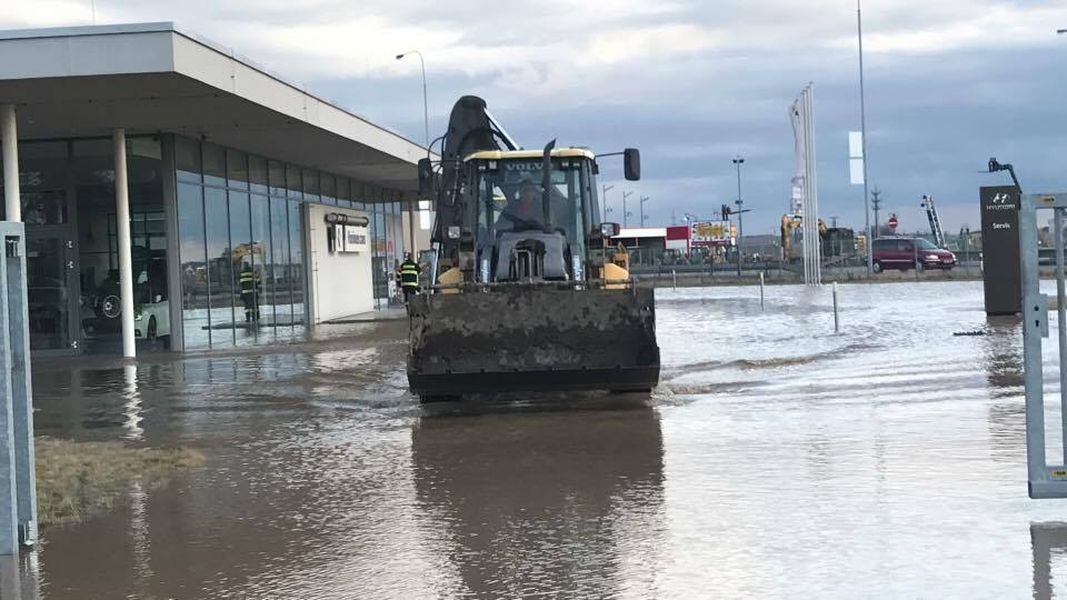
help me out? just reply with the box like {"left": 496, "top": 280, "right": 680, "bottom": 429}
{"left": 1, "top": 133, "right": 411, "bottom": 355}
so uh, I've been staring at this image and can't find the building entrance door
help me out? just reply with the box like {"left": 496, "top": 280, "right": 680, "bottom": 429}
{"left": 25, "top": 230, "right": 81, "bottom": 353}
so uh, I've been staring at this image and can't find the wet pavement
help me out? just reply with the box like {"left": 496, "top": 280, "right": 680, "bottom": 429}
{"left": 7, "top": 281, "right": 1067, "bottom": 598}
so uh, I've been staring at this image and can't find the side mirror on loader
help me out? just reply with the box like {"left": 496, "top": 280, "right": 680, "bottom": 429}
{"left": 417, "top": 158, "right": 434, "bottom": 197}
{"left": 623, "top": 148, "right": 641, "bottom": 181}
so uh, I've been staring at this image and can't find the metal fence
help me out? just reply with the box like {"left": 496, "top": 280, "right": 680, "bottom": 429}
{"left": 0, "top": 221, "right": 37, "bottom": 553}
{"left": 1020, "top": 193, "right": 1067, "bottom": 498}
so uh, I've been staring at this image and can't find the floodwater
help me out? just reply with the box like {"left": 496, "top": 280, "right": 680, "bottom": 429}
{"left": 6, "top": 281, "right": 1067, "bottom": 598}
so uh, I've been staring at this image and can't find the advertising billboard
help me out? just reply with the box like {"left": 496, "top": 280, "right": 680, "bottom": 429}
{"left": 690, "top": 221, "right": 732, "bottom": 246}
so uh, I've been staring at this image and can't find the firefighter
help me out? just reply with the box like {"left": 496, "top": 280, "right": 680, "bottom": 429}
{"left": 398, "top": 253, "right": 421, "bottom": 303}
{"left": 239, "top": 263, "right": 260, "bottom": 323}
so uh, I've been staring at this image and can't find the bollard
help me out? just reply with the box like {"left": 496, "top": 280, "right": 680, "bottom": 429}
{"left": 759, "top": 272, "right": 765, "bottom": 310}
{"left": 0, "top": 222, "right": 37, "bottom": 555}
{"left": 832, "top": 281, "right": 840, "bottom": 333}
{"left": 672, "top": 269, "right": 677, "bottom": 291}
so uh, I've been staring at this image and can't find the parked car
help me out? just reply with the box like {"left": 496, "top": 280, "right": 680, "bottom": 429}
{"left": 134, "top": 296, "right": 171, "bottom": 341}
{"left": 872, "top": 237, "right": 956, "bottom": 272}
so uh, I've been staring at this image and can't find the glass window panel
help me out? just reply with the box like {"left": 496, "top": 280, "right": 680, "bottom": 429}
{"left": 177, "top": 182, "right": 210, "bottom": 349}
{"left": 337, "top": 177, "right": 350, "bottom": 206}
{"left": 249, "top": 155, "right": 268, "bottom": 195}
{"left": 268, "top": 160, "right": 286, "bottom": 195}
{"left": 202, "top": 143, "right": 226, "bottom": 187}
{"left": 286, "top": 164, "right": 303, "bottom": 200}
{"left": 229, "top": 190, "right": 255, "bottom": 346}
{"left": 250, "top": 194, "right": 272, "bottom": 338}
{"left": 204, "top": 186, "right": 234, "bottom": 347}
{"left": 270, "top": 195, "right": 293, "bottom": 336}
{"left": 226, "top": 149, "right": 249, "bottom": 190}
{"left": 320, "top": 173, "right": 336, "bottom": 205}
{"left": 175, "top": 136, "right": 201, "bottom": 183}
{"left": 289, "top": 200, "right": 305, "bottom": 330}
{"left": 302, "top": 169, "right": 319, "bottom": 202}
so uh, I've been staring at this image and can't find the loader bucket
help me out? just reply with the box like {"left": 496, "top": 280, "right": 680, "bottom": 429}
{"left": 407, "top": 285, "right": 659, "bottom": 399}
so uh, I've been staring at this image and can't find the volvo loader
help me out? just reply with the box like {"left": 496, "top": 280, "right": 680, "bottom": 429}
{"left": 407, "top": 96, "right": 660, "bottom": 401}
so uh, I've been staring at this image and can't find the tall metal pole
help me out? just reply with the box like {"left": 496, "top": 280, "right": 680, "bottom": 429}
{"left": 602, "top": 184, "right": 614, "bottom": 221}
{"left": 858, "top": 0, "right": 873, "bottom": 273}
{"left": 622, "top": 191, "right": 633, "bottom": 227}
{"left": 640, "top": 196, "right": 649, "bottom": 226}
{"left": 733, "top": 156, "right": 744, "bottom": 277}
{"left": 396, "top": 51, "right": 429, "bottom": 257}
{"left": 396, "top": 51, "right": 429, "bottom": 148}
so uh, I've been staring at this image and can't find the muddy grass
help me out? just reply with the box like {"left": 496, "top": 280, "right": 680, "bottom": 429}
{"left": 34, "top": 438, "right": 205, "bottom": 528}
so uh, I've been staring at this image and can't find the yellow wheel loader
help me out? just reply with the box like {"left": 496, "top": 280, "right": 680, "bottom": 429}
{"left": 407, "top": 96, "right": 660, "bottom": 401}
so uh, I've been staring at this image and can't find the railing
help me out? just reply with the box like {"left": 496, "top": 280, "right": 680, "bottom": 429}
{"left": 0, "top": 221, "right": 37, "bottom": 553}
{"left": 1020, "top": 192, "right": 1067, "bottom": 498}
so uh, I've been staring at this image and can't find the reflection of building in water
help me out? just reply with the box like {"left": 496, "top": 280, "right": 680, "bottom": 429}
{"left": 410, "top": 408, "right": 665, "bottom": 598}
{"left": 982, "top": 316, "right": 1026, "bottom": 463}
{"left": 1031, "top": 522, "right": 1067, "bottom": 600}
{"left": 983, "top": 316, "right": 1024, "bottom": 392}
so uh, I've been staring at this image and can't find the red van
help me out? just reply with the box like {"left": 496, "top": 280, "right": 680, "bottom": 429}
{"left": 872, "top": 237, "right": 956, "bottom": 272}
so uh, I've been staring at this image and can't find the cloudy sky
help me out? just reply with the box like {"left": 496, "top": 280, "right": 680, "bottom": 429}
{"left": 3, "top": 0, "right": 1067, "bottom": 236}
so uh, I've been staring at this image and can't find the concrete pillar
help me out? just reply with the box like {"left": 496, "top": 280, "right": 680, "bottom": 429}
{"left": 113, "top": 129, "right": 136, "bottom": 358}
{"left": 407, "top": 199, "right": 417, "bottom": 256}
{"left": 1, "top": 105, "right": 19, "bottom": 222}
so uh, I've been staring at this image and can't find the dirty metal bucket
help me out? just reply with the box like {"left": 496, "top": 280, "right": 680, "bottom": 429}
{"left": 407, "top": 285, "right": 660, "bottom": 398}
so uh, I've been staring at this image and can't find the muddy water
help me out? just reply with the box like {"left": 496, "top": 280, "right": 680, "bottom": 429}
{"left": 8, "top": 281, "right": 1067, "bottom": 598}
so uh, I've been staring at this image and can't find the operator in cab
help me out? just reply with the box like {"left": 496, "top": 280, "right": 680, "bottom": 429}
{"left": 496, "top": 177, "right": 544, "bottom": 232}
{"left": 398, "top": 253, "right": 421, "bottom": 303}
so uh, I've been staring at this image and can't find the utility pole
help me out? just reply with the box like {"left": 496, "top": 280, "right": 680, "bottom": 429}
{"left": 733, "top": 156, "right": 745, "bottom": 278}
{"left": 640, "top": 196, "right": 649, "bottom": 226}
{"left": 622, "top": 191, "right": 633, "bottom": 227}
{"left": 871, "top": 187, "right": 882, "bottom": 238}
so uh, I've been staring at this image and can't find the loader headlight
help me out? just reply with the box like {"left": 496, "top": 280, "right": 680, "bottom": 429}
{"left": 447, "top": 226, "right": 461, "bottom": 240}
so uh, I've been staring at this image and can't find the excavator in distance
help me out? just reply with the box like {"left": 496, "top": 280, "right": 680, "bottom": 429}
{"left": 406, "top": 96, "right": 660, "bottom": 401}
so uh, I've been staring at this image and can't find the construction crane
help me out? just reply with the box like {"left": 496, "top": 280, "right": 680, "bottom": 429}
{"left": 921, "top": 194, "right": 946, "bottom": 248}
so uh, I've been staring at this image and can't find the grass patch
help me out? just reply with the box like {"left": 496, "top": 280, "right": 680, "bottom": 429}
{"left": 34, "top": 438, "right": 205, "bottom": 528}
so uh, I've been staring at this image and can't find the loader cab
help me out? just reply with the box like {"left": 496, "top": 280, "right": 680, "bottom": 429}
{"left": 464, "top": 148, "right": 602, "bottom": 283}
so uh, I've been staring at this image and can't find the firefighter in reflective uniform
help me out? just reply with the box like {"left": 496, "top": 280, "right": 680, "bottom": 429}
{"left": 398, "top": 253, "right": 421, "bottom": 303}
{"left": 239, "top": 263, "right": 261, "bottom": 322}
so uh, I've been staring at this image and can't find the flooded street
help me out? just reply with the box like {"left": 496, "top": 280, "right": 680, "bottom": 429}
{"left": 12, "top": 281, "right": 1067, "bottom": 598}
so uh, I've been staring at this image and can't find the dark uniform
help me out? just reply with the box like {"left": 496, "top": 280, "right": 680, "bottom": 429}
{"left": 399, "top": 259, "right": 420, "bottom": 303}
{"left": 239, "top": 265, "right": 260, "bottom": 322}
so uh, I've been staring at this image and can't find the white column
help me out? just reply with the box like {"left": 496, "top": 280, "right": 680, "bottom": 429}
{"left": 408, "top": 200, "right": 417, "bottom": 255}
{"left": 113, "top": 129, "right": 136, "bottom": 358}
{"left": 1, "top": 105, "right": 19, "bottom": 222}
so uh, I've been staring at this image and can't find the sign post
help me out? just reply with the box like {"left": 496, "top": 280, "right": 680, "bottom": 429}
{"left": 887, "top": 215, "right": 898, "bottom": 232}
{"left": 980, "top": 186, "right": 1021, "bottom": 315}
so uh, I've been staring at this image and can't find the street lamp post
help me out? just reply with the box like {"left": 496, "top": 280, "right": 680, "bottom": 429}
{"left": 396, "top": 50, "right": 429, "bottom": 259}
{"left": 602, "top": 184, "right": 614, "bottom": 221}
{"left": 857, "top": 0, "right": 873, "bottom": 273}
{"left": 733, "top": 156, "right": 745, "bottom": 277}
{"left": 395, "top": 51, "right": 429, "bottom": 147}
{"left": 622, "top": 191, "right": 633, "bottom": 227}
{"left": 640, "top": 196, "right": 649, "bottom": 226}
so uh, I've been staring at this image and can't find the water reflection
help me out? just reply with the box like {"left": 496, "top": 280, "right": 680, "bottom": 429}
{"left": 983, "top": 316, "right": 1024, "bottom": 393}
{"left": 0, "top": 551, "right": 40, "bottom": 600}
{"left": 122, "top": 365, "right": 145, "bottom": 441}
{"left": 1032, "top": 522, "right": 1067, "bottom": 599}
{"left": 410, "top": 405, "right": 665, "bottom": 598}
